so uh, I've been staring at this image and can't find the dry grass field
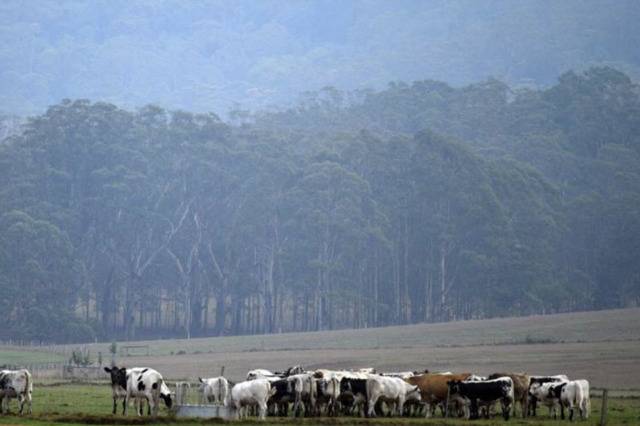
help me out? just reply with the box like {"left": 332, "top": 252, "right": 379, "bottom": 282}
{"left": 67, "top": 307, "right": 640, "bottom": 389}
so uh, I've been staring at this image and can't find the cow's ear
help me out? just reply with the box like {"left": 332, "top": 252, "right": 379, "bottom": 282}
{"left": 104, "top": 367, "right": 112, "bottom": 373}
{"left": 198, "top": 377, "right": 203, "bottom": 383}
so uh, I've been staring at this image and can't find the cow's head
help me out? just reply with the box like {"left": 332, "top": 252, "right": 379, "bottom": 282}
{"left": 407, "top": 384, "right": 421, "bottom": 401}
{"left": 104, "top": 366, "right": 127, "bottom": 389}
{"left": 161, "top": 393, "right": 173, "bottom": 409}
{"left": 285, "top": 365, "right": 304, "bottom": 376}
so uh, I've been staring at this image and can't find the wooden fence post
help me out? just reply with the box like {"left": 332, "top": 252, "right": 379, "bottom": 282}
{"left": 599, "top": 388, "right": 608, "bottom": 426}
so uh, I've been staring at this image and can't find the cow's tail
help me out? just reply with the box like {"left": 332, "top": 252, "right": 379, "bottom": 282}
{"left": 574, "top": 382, "right": 582, "bottom": 408}
{"left": 25, "top": 369, "right": 33, "bottom": 394}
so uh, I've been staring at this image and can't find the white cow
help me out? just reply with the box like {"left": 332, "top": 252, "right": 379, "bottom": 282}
{"left": 382, "top": 371, "right": 416, "bottom": 379}
{"left": 124, "top": 367, "right": 172, "bottom": 416}
{"left": 0, "top": 369, "right": 32, "bottom": 415}
{"left": 246, "top": 369, "right": 278, "bottom": 380}
{"left": 199, "top": 377, "right": 230, "bottom": 405}
{"left": 231, "top": 379, "right": 276, "bottom": 420}
{"left": 366, "top": 375, "right": 421, "bottom": 417}
{"left": 560, "top": 380, "right": 590, "bottom": 420}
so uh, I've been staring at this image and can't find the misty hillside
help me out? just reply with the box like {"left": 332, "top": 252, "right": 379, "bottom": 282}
{"left": 2, "top": 0, "right": 640, "bottom": 115}
{"left": 1, "top": 66, "right": 639, "bottom": 343}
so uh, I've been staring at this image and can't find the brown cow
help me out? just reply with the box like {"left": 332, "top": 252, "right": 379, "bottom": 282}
{"left": 406, "top": 373, "right": 471, "bottom": 417}
{"left": 488, "top": 372, "right": 530, "bottom": 418}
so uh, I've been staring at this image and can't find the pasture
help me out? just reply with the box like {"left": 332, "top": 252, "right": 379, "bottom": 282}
{"left": 0, "top": 384, "right": 637, "bottom": 425}
{"left": 71, "top": 308, "right": 640, "bottom": 388}
{"left": 1, "top": 308, "right": 639, "bottom": 424}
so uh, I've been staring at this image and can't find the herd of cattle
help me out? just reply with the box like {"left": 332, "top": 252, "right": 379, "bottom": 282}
{"left": 0, "top": 365, "right": 591, "bottom": 421}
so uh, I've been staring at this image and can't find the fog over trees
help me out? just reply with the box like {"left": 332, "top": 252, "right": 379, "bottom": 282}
{"left": 1, "top": 2, "right": 639, "bottom": 343}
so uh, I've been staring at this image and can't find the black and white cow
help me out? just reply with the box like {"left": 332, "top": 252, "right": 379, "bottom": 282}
{"left": 528, "top": 375, "right": 569, "bottom": 416}
{"left": 106, "top": 367, "right": 172, "bottom": 416}
{"left": 316, "top": 376, "right": 340, "bottom": 416}
{"left": 287, "top": 373, "right": 316, "bottom": 417}
{"left": 267, "top": 378, "right": 295, "bottom": 416}
{"left": 104, "top": 366, "right": 128, "bottom": 415}
{"left": 528, "top": 381, "right": 564, "bottom": 419}
{"left": 339, "top": 377, "right": 368, "bottom": 416}
{"left": 448, "top": 376, "right": 514, "bottom": 420}
{"left": 0, "top": 369, "right": 32, "bottom": 415}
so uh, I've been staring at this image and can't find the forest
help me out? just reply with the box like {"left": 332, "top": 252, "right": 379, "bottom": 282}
{"left": 2, "top": 0, "right": 640, "bottom": 116}
{"left": 1, "top": 67, "right": 639, "bottom": 343}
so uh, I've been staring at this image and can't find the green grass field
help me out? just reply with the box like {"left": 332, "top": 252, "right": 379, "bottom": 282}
{"left": 0, "top": 349, "right": 65, "bottom": 365}
{"left": 0, "top": 384, "right": 637, "bottom": 426}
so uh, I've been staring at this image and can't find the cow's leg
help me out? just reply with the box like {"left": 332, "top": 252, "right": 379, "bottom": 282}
{"left": 398, "top": 397, "right": 406, "bottom": 417}
{"left": 502, "top": 398, "right": 510, "bottom": 421}
{"left": 258, "top": 401, "right": 267, "bottom": 420}
{"left": 367, "top": 397, "right": 375, "bottom": 418}
{"left": 123, "top": 395, "right": 129, "bottom": 416}
{"left": 112, "top": 396, "right": 117, "bottom": 415}
{"left": 147, "top": 395, "right": 157, "bottom": 417}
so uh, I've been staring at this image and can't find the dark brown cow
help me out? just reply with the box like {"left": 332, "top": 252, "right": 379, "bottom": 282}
{"left": 406, "top": 373, "right": 471, "bottom": 417}
{"left": 488, "top": 372, "right": 530, "bottom": 418}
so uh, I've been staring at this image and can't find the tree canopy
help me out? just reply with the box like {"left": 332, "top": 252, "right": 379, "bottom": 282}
{"left": 1, "top": 67, "right": 639, "bottom": 342}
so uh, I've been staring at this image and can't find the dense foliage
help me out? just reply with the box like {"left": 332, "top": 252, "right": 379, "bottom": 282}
{"left": 1, "top": 67, "right": 639, "bottom": 343}
{"left": 2, "top": 0, "right": 640, "bottom": 115}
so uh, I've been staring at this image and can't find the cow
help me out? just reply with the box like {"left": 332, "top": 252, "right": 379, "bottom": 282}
{"left": 465, "top": 375, "right": 487, "bottom": 382}
{"left": 198, "top": 376, "right": 230, "bottom": 405}
{"left": 366, "top": 376, "right": 420, "bottom": 417}
{"left": 267, "top": 379, "right": 295, "bottom": 416}
{"left": 528, "top": 375, "right": 569, "bottom": 416}
{"left": 559, "top": 380, "right": 590, "bottom": 421}
{"left": 405, "top": 373, "right": 472, "bottom": 417}
{"left": 488, "top": 372, "right": 530, "bottom": 417}
{"left": 339, "top": 377, "right": 368, "bottom": 416}
{"left": 529, "top": 381, "right": 564, "bottom": 419}
{"left": 283, "top": 365, "right": 305, "bottom": 376}
{"left": 247, "top": 369, "right": 279, "bottom": 381}
{"left": 287, "top": 373, "right": 316, "bottom": 416}
{"left": 381, "top": 371, "right": 415, "bottom": 379}
{"left": 448, "top": 376, "right": 514, "bottom": 420}
{"left": 124, "top": 367, "right": 172, "bottom": 416}
{"left": 0, "top": 369, "right": 32, "bottom": 415}
{"left": 316, "top": 376, "right": 340, "bottom": 416}
{"left": 231, "top": 379, "right": 276, "bottom": 420}
{"left": 104, "top": 366, "right": 129, "bottom": 415}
